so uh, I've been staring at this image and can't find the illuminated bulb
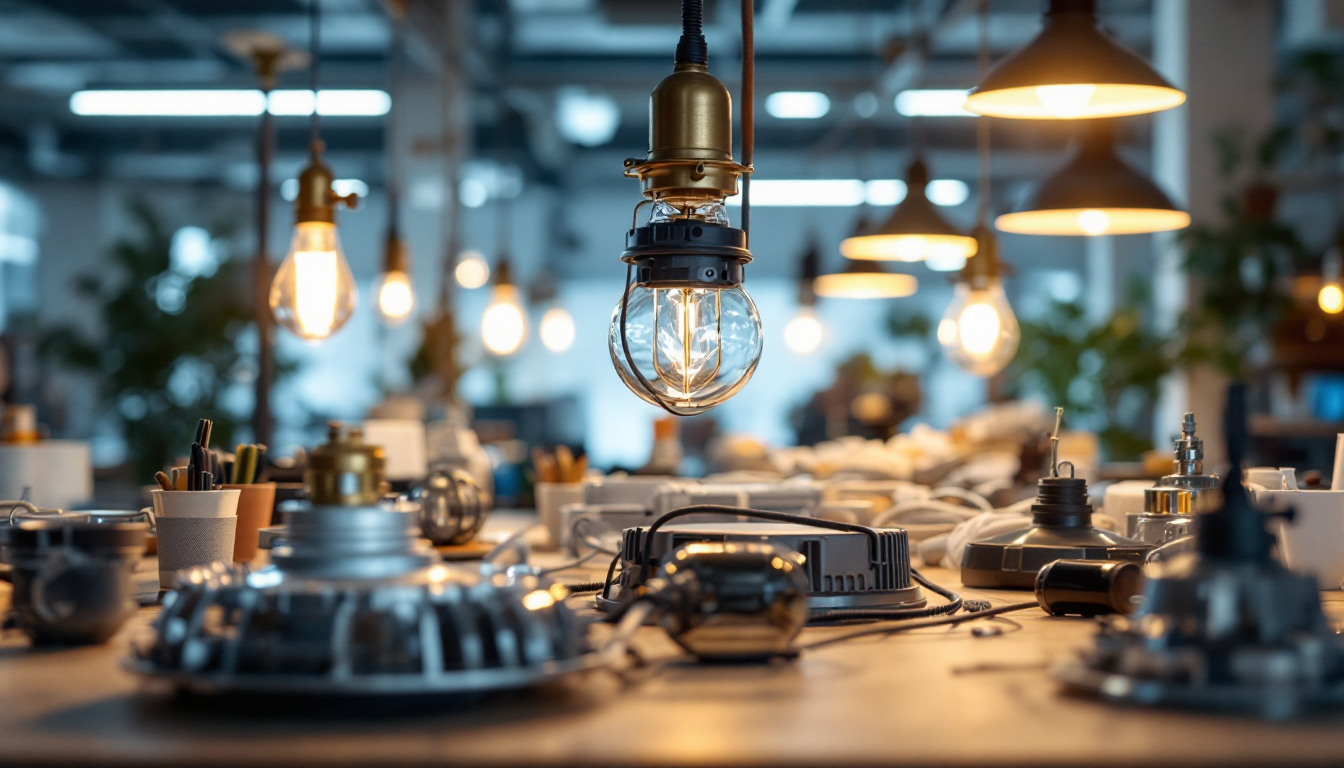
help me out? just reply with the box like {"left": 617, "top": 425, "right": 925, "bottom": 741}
{"left": 1035, "top": 84, "right": 1097, "bottom": 118}
{"left": 939, "top": 281, "right": 1020, "bottom": 376}
{"left": 482, "top": 284, "right": 526, "bottom": 355}
{"left": 540, "top": 306, "right": 576, "bottom": 352}
{"left": 1077, "top": 209, "right": 1110, "bottom": 236}
{"left": 1320, "top": 283, "right": 1344, "bottom": 315}
{"left": 376, "top": 271, "right": 415, "bottom": 324}
{"left": 455, "top": 252, "right": 490, "bottom": 289}
{"left": 784, "top": 307, "right": 824, "bottom": 355}
{"left": 609, "top": 284, "right": 763, "bottom": 416}
{"left": 269, "top": 221, "right": 358, "bottom": 341}
{"left": 893, "top": 237, "right": 929, "bottom": 262}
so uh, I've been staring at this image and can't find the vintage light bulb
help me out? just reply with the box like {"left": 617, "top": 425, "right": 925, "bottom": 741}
{"left": 1320, "top": 283, "right": 1344, "bottom": 315}
{"left": 540, "top": 306, "right": 576, "bottom": 352}
{"left": 784, "top": 307, "right": 823, "bottom": 355}
{"left": 939, "top": 282, "right": 1020, "bottom": 377}
{"left": 270, "top": 220, "right": 358, "bottom": 341}
{"left": 455, "top": 251, "right": 490, "bottom": 289}
{"left": 375, "top": 232, "right": 414, "bottom": 324}
{"left": 482, "top": 260, "right": 526, "bottom": 356}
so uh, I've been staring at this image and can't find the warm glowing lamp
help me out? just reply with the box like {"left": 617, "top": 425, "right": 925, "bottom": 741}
{"left": 938, "top": 225, "right": 1019, "bottom": 376}
{"left": 841, "top": 159, "right": 977, "bottom": 264}
{"left": 784, "top": 242, "right": 824, "bottom": 354}
{"left": 482, "top": 258, "right": 526, "bottom": 356}
{"left": 815, "top": 259, "right": 918, "bottom": 300}
{"left": 965, "top": 0, "right": 1185, "bottom": 120}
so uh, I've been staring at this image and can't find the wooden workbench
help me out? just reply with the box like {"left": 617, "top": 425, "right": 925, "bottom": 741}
{"left": 4, "top": 518, "right": 1344, "bottom": 767}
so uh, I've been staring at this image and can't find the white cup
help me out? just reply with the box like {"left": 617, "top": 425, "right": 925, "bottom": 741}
{"left": 535, "top": 482, "right": 585, "bottom": 550}
{"left": 151, "top": 489, "right": 241, "bottom": 588}
{"left": 1245, "top": 467, "right": 1298, "bottom": 491}
{"left": 1255, "top": 489, "right": 1344, "bottom": 590}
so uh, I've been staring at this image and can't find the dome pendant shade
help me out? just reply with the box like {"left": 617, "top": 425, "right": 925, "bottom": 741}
{"left": 814, "top": 260, "right": 918, "bottom": 299}
{"left": 995, "top": 121, "right": 1190, "bottom": 236}
{"left": 965, "top": 0, "right": 1185, "bottom": 120}
{"left": 841, "top": 159, "right": 978, "bottom": 263}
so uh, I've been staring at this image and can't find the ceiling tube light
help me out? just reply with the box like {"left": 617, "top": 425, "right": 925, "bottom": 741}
{"left": 964, "top": 0, "right": 1185, "bottom": 120}
{"left": 269, "top": 2, "right": 359, "bottom": 341}
{"left": 995, "top": 120, "right": 1190, "bottom": 236}
{"left": 608, "top": 0, "right": 762, "bottom": 417}
{"left": 938, "top": 225, "right": 1019, "bottom": 376}
{"left": 765, "top": 91, "right": 830, "bottom": 119}
{"left": 840, "top": 158, "right": 978, "bottom": 264}
{"left": 814, "top": 260, "right": 918, "bottom": 300}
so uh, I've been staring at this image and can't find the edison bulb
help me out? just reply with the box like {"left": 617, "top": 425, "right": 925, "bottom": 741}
{"left": 784, "top": 308, "right": 823, "bottom": 355}
{"left": 376, "top": 271, "right": 415, "bottom": 324}
{"left": 1035, "top": 84, "right": 1097, "bottom": 118}
{"left": 269, "top": 221, "right": 358, "bottom": 341}
{"left": 609, "top": 285, "right": 763, "bottom": 415}
{"left": 482, "top": 284, "right": 526, "bottom": 355}
{"left": 1320, "top": 282, "right": 1344, "bottom": 315}
{"left": 540, "top": 306, "right": 576, "bottom": 352}
{"left": 938, "top": 281, "right": 1020, "bottom": 376}
{"left": 456, "top": 252, "right": 490, "bottom": 289}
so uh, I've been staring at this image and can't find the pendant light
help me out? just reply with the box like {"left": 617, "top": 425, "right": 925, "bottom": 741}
{"left": 269, "top": 0, "right": 359, "bottom": 341}
{"left": 783, "top": 241, "right": 824, "bottom": 355}
{"left": 482, "top": 198, "right": 526, "bottom": 356}
{"left": 964, "top": 0, "right": 1185, "bottom": 120}
{"left": 941, "top": 0, "right": 1019, "bottom": 377}
{"left": 375, "top": 1, "right": 415, "bottom": 325}
{"left": 814, "top": 260, "right": 919, "bottom": 300}
{"left": 530, "top": 263, "right": 575, "bottom": 354}
{"left": 995, "top": 120, "right": 1189, "bottom": 236}
{"left": 608, "top": 0, "right": 761, "bottom": 416}
{"left": 1320, "top": 247, "right": 1344, "bottom": 315}
{"left": 840, "top": 1, "right": 976, "bottom": 267}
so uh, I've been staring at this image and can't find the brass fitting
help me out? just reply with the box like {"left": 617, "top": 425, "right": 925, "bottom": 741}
{"left": 294, "top": 140, "right": 359, "bottom": 224}
{"left": 960, "top": 223, "right": 1004, "bottom": 289}
{"left": 305, "top": 421, "right": 387, "bottom": 506}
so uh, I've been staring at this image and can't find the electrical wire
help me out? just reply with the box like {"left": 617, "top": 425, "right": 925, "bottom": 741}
{"left": 561, "top": 580, "right": 605, "bottom": 594}
{"left": 539, "top": 548, "right": 604, "bottom": 577}
{"left": 799, "top": 601, "right": 1039, "bottom": 651}
{"left": 309, "top": 0, "right": 322, "bottom": 149}
{"left": 739, "top": 0, "right": 753, "bottom": 243}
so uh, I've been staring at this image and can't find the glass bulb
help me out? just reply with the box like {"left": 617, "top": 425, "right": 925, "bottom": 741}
{"left": 482, "top": 284, "right": 526, "bottom": 355}
{"left": 609, "top": 284, "right": 763, "bottom": 415}
{"left": 540, "top": 306, "right": 576, "bottom": 352}
{"left": 269, "top": 221, "right": 358, "bottom": 341}
{"left": 376, "top": 270, "right": 415, "bottom": 324}
{"left": 455, "top": 252, "right": 490, "bottom": 289}
{"left": 938, "top": 281, "right": 1020, "bottom": 376}
{"left": 784, "top": 307, "right": 823, "bottom": 355}
{"left": 1034, "top": 84, "right": 1097, "bottom": 118}
{"left": 1320, "top": 282, "right": 1344, "bottom": 315}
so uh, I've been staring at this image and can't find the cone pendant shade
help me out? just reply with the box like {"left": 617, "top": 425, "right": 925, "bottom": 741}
{"left": 814, "top": 259, "right": 918, "bottom": 299}
{"left": 965, "top": 0, "right": 1185, "bottom": 120}
{"left": 995, "top": 121, "right": 1189, "bottom": 236}
{"left": 841, "top": 159, "right": 978, "bottom": 264}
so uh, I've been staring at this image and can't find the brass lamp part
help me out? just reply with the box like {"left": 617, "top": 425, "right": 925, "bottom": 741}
{"left": 294, "top": 140, "right": 359, "bottom": 224}
{"left": 305, "top": 421, "right": 388, "bottom": 506}
{"left": 624, "top": 63, "right": 750, "bottom": 205}
{"left": 959, "top": 224, "right": 1004, "bottom": 290}
{"left": 382, "top": 230, "right": 410, "bottom": 274}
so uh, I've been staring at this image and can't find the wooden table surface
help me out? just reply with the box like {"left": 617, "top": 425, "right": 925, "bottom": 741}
{"left": 4, "top": 519, "right": 1344, "bottom": 767}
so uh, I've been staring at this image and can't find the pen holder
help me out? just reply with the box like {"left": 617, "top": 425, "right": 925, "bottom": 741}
{"left": 150, "top": 489, "right": 240, "bottom": 588}
{"left": 222, "top": 482, "right": 276, "bottom": 564}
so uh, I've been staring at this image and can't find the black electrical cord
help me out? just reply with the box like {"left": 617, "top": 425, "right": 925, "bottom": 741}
{"left": 600, "top": 550, "right": 623, "bottom": 600}
{"left": 799, "top": 601, "right": 1039, "bottom": 651}
{"left": 561, "top": 581, "right": 605, "bottom": 594}
{"left": 675, "top": 0, "right": 708, "bottom": 66}
{"left": 308, "top": 0, "right": 322, "bottom": 148}
{"left": 540, "top": 548, "right": 604, "bottom": 577}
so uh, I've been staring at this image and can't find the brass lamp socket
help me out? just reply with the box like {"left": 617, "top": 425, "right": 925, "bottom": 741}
{"left": 960, "top": 224, "right": 1004, "bottom": 289}
{"left": 294, "top": 141, "right": 359, "bottom": 224}
{"left": 382, "top": 230, "right": 410, "bottom": 274}
{"left": 625, "top": 63, "right": 749, "bottom": 205}
{"left": 621, "top": 221, "right": 751, "bottom": 289}
{"left": 305, "top": 421, "right": 388, "bottom": 506}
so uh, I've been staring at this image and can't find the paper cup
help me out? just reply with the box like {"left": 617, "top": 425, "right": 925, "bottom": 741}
{"left": 1256, "top": 489, "right": 1344, "bottom": 590}
{"left": 223, "top": 483, "right": 276, "bottom": 564}
{"left": 151, "top": 489, "right": 239, "bottom": 588}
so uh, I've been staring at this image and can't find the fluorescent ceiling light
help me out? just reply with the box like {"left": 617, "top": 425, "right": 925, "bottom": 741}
{"left": 726, "top": 179, "right": 965, "bottom": 208}
{"left": 765, "top": 91, "right": 831, "bottom": 119}
{"left": 70, "top": 89, "right": 390, "bottom": 117}
{"left": 556, "top": 86, "right": 620, "bottom": 147}
{"left": 280, "top": 178, "right": 368, "bottom": 202}
{"left": 894, "top": 89, "right": 973, "bottom": 117}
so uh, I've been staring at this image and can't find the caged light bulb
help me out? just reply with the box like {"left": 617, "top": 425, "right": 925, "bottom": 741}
{"left": 270, "top": 221, "right": 359, "bottom": 341}
{"left": 938, "top": 281, "right": 1020, "bottom": 377}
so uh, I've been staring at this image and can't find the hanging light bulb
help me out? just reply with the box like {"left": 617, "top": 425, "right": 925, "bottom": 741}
{"left": 939, "top": 225, "right": 1019, "bottom": 376}
{"left": 269, "top": 142, "right": 360, "bottom": 341}
{"left": 608, "top": 0, "right": 762, "bottom": 416}
{"left": 964, "top": 0, "right": 1185, "bottom": 120}
{"left": 1320, "top": 247, "right": 1344, "bottom": 315}
{"left": 481, "top": 258, "right": 526, "bottom": 356}
{"left": 374, "top": 2, "right": 414, "bottom": 327}
{"left": 784, "top": 241, "right": 824, "bottom": 355}
{"left": 375, "top": 230, "right": 415, "bottom": 324}
{"left": 995, "top": 120, "right": 1189, "bottom": 236}
{"left": 455, "top": 251, "right": 490, "bottom": 289}
{"left": 841, "top": 159, "right": 977, "bottom": 264}
{"left": 269, "top": 3, "right": 358, "bottom": 341}
{"left": 540, "top": 306, "right": 575, "bottom": 352}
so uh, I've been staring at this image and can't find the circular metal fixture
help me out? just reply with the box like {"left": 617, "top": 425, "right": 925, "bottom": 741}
{"left": 814, "top": 260, "right": 918, "bottom": 300}
{"left": 841, "top": 159, "right": 977, "bottom": 263}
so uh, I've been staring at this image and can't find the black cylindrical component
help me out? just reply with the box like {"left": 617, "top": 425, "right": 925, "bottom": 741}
{"left": 1044, "top": 0, "right": 1096, "bottom": 15}
{"left": 1035, "top": 559, "right": 1144, "bottom": 617}
{"left": 623, "top": 221, "right": 752, "bottom": 288}
{"left": 1031, "top": 476, "right": 1093, "bottom": 527}
{"left": 675, "top": 0, "right": 708, "bottom": 66}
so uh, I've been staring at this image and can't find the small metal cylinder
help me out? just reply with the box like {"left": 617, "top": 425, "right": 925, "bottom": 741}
{"left": 305, "top": 422, "right": 386, "bottom": 506}
{"left": 1035, "top": 559, "right": 1144, "bottom": 617}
